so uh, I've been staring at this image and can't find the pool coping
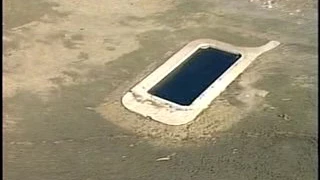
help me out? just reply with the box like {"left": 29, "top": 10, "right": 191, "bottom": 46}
{"left": 121, "top": 39, "right": 280, "bottom": 125}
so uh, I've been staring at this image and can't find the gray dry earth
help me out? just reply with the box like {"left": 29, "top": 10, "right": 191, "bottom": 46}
{"left": 3, "top": 0, "right": 318, "bottom": 179}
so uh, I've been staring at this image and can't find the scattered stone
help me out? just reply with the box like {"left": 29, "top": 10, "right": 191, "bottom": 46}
{"left": 177, "top": 132, "right": 189, "bottom": 141}
{"left": 53, "top": 141, "right": 62, "bottom": 144}
{"left": 247, "top": 133, "right": 259, "bottom": 138}
{"left": 289, "top": 12, "right": 294, "bottom": 15}
{"left": 278, "top": 114, "right": 291, "bottom": 121}
{"left": 263, "top": 104, "right": 276, "bottom": 110}
{"left": 198, "top": 134, "right": 212, "bottom": 139}
{"left": 15, "top": 141, "right": 33, "bottom": 145}
{"left": 156, "top": 157, "right": 171, "bottom": 161}
{"left": 129, "top": 144, "right": 135, "bottom": 147}
{"left": 156, "top": 153, "right": 176, "bottom": 162}
{"left": 85, "top": 107, "right": 95, "bottom": 111}
{"left": 281, "top": 98, "right": 291, "bottom": 101}
{"left": 267, "top": 0, "right": 274, "bottom": 4}
{"left": 296, "top": 9, "right": 301, "bottom": 13}
{"left": 262, "top": 0, "right": 274, "bottom": 9}
{"left": 232, "top": 148, "right": 238, "bottom": 154}
{"left": 256, "top": 91, "right": 269, "bottom": 97}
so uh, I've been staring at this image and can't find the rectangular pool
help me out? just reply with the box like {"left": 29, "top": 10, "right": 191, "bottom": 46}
{"left": 148, "top": 47, "right": 241, "bottom": 105}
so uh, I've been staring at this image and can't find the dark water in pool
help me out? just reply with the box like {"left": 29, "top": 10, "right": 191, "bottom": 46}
{"left": 148, "top": 47, "right": 241, "bottom": 106}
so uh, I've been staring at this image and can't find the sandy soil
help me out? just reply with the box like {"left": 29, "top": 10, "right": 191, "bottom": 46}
{"left": 3, "top": 0, "right": 317, "bottom": 179}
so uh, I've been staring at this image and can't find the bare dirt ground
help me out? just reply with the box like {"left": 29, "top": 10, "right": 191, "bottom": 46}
{"left": 3, "top": 0, "right": 318, "bottom": 179}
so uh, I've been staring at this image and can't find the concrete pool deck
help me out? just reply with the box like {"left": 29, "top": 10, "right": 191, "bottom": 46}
{"left": 3, "top": 0, "right": 318, "bottom": 179}
{"left": 122, "top": 39, "right": 280, "bottom": 125}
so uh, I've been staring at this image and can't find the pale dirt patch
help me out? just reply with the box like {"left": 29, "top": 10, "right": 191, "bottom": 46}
{"left": 96, "top": 40, "right": 283, "bottom": 147}
{"left": 3, "top": 0, "right": 175, "bottom": 99}
{"left": 96, "top": 58, "right": 271, "bottom": 147}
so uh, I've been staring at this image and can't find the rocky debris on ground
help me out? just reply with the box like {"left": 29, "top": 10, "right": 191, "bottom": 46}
{"left": 156, "top": 153, "right": 176, "bottom": 162}
{"left": 278, "top": 113, "right": 291, "bottom": 121}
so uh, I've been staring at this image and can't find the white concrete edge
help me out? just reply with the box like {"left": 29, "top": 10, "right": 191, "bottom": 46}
{"left": 121, "top": 39, "right": 280, "bottom": 125}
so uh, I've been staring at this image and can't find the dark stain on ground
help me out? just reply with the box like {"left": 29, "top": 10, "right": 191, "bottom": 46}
{"left": 71, "top": 34, "right": 84, "bottom": 41}
{"left": 106, "top": 46, "right": 116, "bottom": 51}
{"left": 3, "top": 0, "right": 69, "bottom": 29}
{"left": 77, "top": 52, "right": 89, "bottom": 61}
{"left": 49, "top": 77, "right": 65, "bottom": 85}
{"left": 3, "top": 33, "right": 30, "bottom": 54}
{"left": 63, "top": 39, "right": 83, "bottom": 49}
{"left": 62, "top": 70, "right": 81, "bottom": 81}
{"left": 3, "top": 39, "right": 20, "bottom": 54}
